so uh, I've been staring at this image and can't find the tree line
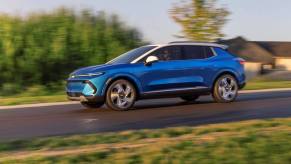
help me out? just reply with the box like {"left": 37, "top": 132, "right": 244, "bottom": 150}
{"left": 0, "top": 8, "right": 146, "bottom": 94}
{"left": 0, "top": 0, "right": 229, "bottom": 95}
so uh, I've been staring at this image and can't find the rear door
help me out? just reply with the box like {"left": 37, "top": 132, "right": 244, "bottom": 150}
{"left": 181, "top": 45, "right": 216, "bottom": 88}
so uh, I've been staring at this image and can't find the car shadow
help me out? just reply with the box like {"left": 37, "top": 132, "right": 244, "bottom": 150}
{"left": 132, "top": 99, "right": 215, "bottom": 111}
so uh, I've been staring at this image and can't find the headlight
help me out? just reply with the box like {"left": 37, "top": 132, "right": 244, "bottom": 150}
{"left": 70, "top": 72, "right": 105, "bottom": 78}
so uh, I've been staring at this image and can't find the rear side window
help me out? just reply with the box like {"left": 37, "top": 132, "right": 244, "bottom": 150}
{"left": 183, "top": 46, "right": 214, "bottom": 59}
{"left": 148, "top": 46, "right": 183, "bottom": 61}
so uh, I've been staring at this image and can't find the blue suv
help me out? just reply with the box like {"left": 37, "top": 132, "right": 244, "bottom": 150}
{"left": 66, "top": 42, "right": 246, "bottom": 111}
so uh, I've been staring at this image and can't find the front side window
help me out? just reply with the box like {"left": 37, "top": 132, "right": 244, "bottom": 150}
{"left": 144, "top": 46, "right": 182, "bottom": 62}
{"left": 107, "top": 46, "right": 157, "bottom": 64}
{"left": 183, "top": 45, "right": 214, "bottom": 59}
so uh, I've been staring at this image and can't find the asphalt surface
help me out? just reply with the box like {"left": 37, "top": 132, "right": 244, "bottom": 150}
{"left": 1, "top": 90, "right": 291, "bottom": 140}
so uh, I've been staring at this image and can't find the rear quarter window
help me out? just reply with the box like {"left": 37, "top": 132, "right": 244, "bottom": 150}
{"left": 204, "top": 47, "right": 215, "bottom": 58}
{"left": 213, "top": 47, "right": 235, "bottom": 58}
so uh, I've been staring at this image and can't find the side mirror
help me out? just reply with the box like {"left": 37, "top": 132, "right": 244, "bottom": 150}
{"left": 145, "top": 56, "right": 159, "bottom": 66}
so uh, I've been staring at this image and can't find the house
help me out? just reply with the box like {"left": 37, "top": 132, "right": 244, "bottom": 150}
{"left": 255, "top": 41, "right": 291, "bottom": 70}
{"left": 219, "top": 37, "right": 291, "bottom": 79}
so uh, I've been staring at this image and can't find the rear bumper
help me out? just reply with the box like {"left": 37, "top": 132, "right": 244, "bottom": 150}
{"left": 239, "top": 82, "right": 246, "bottom": 89}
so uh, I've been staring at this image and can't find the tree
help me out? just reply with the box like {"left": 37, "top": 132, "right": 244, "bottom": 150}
{"left": 170, "top": 0, "right": 229, "bottom": 42}
{"left": 0, "top": 8, "right": 146, "bottom": 93}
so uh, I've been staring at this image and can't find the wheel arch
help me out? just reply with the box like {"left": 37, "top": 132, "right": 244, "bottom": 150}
{"left": 212, "top": 70, "right": 239, "bottom": 90}
{"left": 102, "top": 74, "right": 142, "bottom": 99}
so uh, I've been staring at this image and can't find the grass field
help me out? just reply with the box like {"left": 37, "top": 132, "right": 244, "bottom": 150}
{"left": 1, "top": 80, "right": 291, "bottom": 106}
{"left": 244, "top": 80, "right": 291, "bottom": 90}
{"left": 0, "top": 95, "right": 67, "bottom": 106}
{"left": 0, "top": 85, "right": 67, "bottom": 106}
{"left": 0, "top": 118, "right": 291, "bottom": 163}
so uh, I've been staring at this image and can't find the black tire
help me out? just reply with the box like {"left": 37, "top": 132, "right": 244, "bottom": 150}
{"left": 105, "top": 79, "right": 137, "bottom": 111}
{"left": 180, "top": 95, "right": 200, "bottom": 102}
{"left": 81, "top": 102, "right": 104, "bottom": 109}
{"left": 212, "top": 74, "right": 238, "bottom": 103}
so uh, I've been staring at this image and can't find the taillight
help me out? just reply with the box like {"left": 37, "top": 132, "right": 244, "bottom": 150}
{"left": 236, "top": 58, "right": 245, "bottom": 65}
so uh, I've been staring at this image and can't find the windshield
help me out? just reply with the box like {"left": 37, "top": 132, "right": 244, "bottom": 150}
{"left": 107, "top": 46, "right": 157, "bottom": 64}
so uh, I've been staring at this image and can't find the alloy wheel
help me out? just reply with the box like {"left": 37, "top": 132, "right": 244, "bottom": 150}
{"left": 109, "top": 81, "right": 135, "bottom": 110}
{"left": 218, "top": 76, "right": 238, "bottom": 101}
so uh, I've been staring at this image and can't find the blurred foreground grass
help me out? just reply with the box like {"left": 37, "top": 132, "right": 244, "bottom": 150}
{"left": 1, "top": 80, "right": 291, "bottom": 106}
{"left": 0, "top": 118, "right": 291, "bottom": 163}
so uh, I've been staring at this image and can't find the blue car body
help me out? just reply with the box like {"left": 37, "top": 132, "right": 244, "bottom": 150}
{"left": 66, "top": 43, "right": 246, "bottom": 104}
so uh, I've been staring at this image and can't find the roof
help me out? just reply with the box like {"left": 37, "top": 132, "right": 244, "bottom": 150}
{"left": 218, "top": 37, "right": 274, "bottom": 64}
{"left": 254, "top": 41, "right": 291, "bottom": 57}
{"left": 168, "top": 41, "right": 228, "bottom": 49}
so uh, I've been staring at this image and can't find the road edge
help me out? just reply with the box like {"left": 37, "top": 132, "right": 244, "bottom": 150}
{"left": 0, "top": 101, "right": 79, "bottom": 110}
{"left": 240, "top": 88, "right": 291, "bottom": 93}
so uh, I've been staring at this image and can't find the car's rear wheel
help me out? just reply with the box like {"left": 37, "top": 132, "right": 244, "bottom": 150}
{"left": 212, "top": 74, "right": 238, "bottom": 103}
{"left": 81, "top": 102, "right": 104, "bottom": 109}
{"left": 106, "top": 79, "right": 136, "bottom": 111}
{"left": 180, "top": 95, "right": 200, "bottom": 102}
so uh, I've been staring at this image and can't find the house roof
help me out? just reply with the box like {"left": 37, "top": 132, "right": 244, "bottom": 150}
{"left": 254, "top": 41, "right": 291, "bottom": 57}
{"left": 218, "top": 37, "right": 274, "bottom": 64}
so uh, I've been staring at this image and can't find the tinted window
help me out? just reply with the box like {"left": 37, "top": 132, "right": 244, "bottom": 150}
{"left": 144, "top": 46, "right": 182, "bottom": 61}
{"left": 213, "top": 47, "right": 234, "bottom": 58}
{"left": 204, "top": 47, "right": 215, "bottom": 58}
{"left": 183, "top": 46, "right": 214, "bottom": 59}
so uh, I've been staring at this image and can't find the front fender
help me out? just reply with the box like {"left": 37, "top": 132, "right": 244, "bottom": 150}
{"left": 101, "top": 73, "right": 143, "bottom": 96}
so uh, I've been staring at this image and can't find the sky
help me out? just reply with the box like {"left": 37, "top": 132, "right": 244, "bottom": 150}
{"left": 0, "top": 0, "right": 290, "bottom": 43}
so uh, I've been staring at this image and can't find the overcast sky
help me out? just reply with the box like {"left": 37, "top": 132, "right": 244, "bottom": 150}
{"left": 0, "top": 0, "right": 290, "bottom": 43}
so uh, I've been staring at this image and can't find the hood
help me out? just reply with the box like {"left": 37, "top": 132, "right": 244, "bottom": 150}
{"left": 71, "top": 64, "right": 113, "bottom": 75}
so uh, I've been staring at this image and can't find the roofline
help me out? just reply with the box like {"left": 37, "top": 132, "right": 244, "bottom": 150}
{"left": 167, "top": 42, "right": 228, "bottom": 49}
{"left": 145, "top": 42, "right": 228, "bottom": 49}
{"left": 131, "top": 42, "right": 227, "bottom": 63}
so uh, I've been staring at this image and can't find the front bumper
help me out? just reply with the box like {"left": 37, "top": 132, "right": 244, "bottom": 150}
{"left": 66, "top": 80, "right": 104, "bottom": 102}
{"left": 67, "top": 93, "right": 104, "bottom": 102}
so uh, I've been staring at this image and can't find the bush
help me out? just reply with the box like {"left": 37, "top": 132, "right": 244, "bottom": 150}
{"left": 0, "top": 83, "right": 22, "bottom": 96}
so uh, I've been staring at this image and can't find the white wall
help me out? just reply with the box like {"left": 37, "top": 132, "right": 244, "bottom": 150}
{"left": 244, "top": 62, "right": 262, "bottom": 80}
{"left": 275, "top": 58, "right": 291, "bottom": 71}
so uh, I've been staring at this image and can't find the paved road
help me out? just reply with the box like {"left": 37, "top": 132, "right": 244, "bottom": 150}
{"left": 1, "top": 90, "right": 291, "bottom": 140}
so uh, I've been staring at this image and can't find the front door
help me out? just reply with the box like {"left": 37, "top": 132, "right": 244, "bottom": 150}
{"left": 138, "top": 45, "right": 205, "bottom": 93}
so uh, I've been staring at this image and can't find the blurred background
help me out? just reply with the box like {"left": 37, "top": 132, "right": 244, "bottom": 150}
{"left": 0, "top": 0, "right": 291, "bottom": 104}
{"left": 1, "top": 1, "right": 291, "bottom": 163}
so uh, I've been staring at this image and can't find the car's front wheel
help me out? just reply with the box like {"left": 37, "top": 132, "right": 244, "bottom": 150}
{"left": 106, "top": 79, "right": 137, "bottom": 111}
{"left": 212, "top": 74, "right": 238, "bottom": 103}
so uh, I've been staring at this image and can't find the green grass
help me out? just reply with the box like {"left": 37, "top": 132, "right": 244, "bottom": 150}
{"left": 0, "top": 85, "right": 67, "bottom": 106}
{"left": 0, "top": 95, "right": 67, "bottom": 106}
{"left": 1, "top": 118, "right": 291, "bottom": 163}
{"left": 244, "top": 80, "right": 291, "bottom": 90}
